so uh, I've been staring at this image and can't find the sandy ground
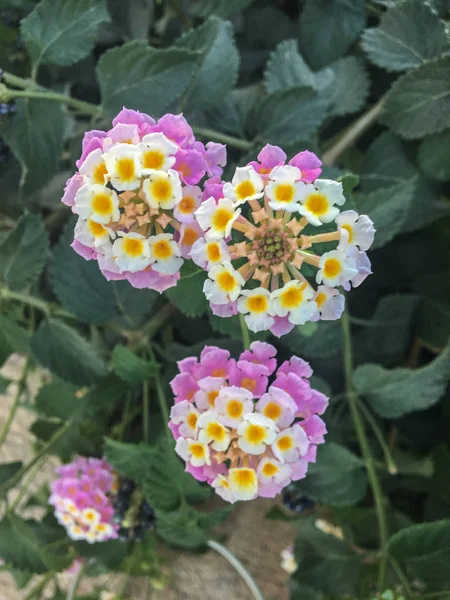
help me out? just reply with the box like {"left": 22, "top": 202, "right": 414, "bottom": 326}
{"left": 0, "top": 356, "right": 295, "bottom": 600}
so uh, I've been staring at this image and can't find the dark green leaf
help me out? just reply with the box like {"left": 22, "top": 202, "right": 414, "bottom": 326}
{"left": 35, "top": 378, "right": 78, "bottom": 420}
{"left": 111, "top": 344, "right": 157, "bottom": 383}
{"left": 418, "top": 130, "right": 450, "bottom": 181}
{"left": 0, "top": 315, "right": 30, "bottom": 367}
{"left": 386, "top": 520, "right": 450, "bottom": 587}
{"left": 104, "top": 438, "right": 156, "bottom": 483}
{"left": 0, "top": 213, "right": 49, "bottom": 291}
{"left": 290, "top": 582, "right": 323, "bottom": 600}
{"left": 291, "top": 443, "right": 368, "bottom": 506}
{"left": 281, "top": 321, "right": 343, "bottom": 359}
{"left": 97, "top": 41, "right": 201, "bottom": 119}
{"left": 107, "top": 0, "right": 153, "bottom": 41}
{"left": 176, "top": 17, "right": 239, "bottom": 111}
{"left": 0, "top": 461, "right": 23, "bottom": 489}
{"left": 31, "top": 318, "right": 108, "bottom": 385}
{"left": 361, "top": 0, "right": 450, "bottom": 72}
{"left": 381, "top": 56, "right": 450, "bottom": 139}
{"left": 264, "top": 39, "right": 319, "bottom": 93}
{"left": 73, "top": 539, "right": 128, "bottom": 569}
{"left": 325, "top": 56, "right": 370, "bottom": 116}
{"left": 299, "top": 0, "right": 366, "bottom": 70}
{"left": 21, "top": 0, "right": 110, "bottom": 70}
{"left": 354, "top": 343, "right": 450, "bottom": 418}
{"left": 190, "top": 0, "right": 255, "bottom": 18}
{"left": 0, "top": 99, "right": 65, "bottom": 192}
{"left": 165, "top": 262, "right": 208, "bottom": 318}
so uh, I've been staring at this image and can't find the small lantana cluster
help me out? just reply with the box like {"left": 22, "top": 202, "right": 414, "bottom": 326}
{"left": 193, "top": 144, "right": 375, "bottom": 336}
{"left": 169, "top": 342, "right": 328, "bottom": 503}
{"left": 62, "top": 108, "right": 226, "bottom": 293}
{"left": 49, "top": 457, "right": 119, "bottom": 544}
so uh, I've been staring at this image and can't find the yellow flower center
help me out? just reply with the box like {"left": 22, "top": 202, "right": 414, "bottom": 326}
{"left": 96, "top": 523, "right": 107, "bottom": 533}
{"left": 305, "top": 193, "right": 329, "bottom": 216}
{"left": 206, "top": 242, "right": 221, "bottom": 262}
{"left": 277, "top": 435, "right": 293, "bottom": 451}
{"left": 88, "top": 219, "right": 106, "bottom": 237}
{"left": 85, "top": 511, "right": 96, "bottom": 522}
{"left": 275, "top": 183, "right": 294, "bottom": 203}
{"left": 207, "top": 422, "right": 226, "bottom": 441}
{"left": 315, "top": 292, "right": 327, "bottom": 308}
{"left": 262, "top": 462, "right": 278, "bottom": 477}
{"left": 93, "top": 162, "right": 108, "bottom": 184}
{"left": 323, "top": 258, "right": 342, "bottom": 279}
{"left": 186, "top": 412, "right": 198, "bottom": 429}
{"left": 179, "top": 196, "right": 196, "bottom": 214}
{"left": 246, "top": 424, "right": 266, "bottom": 444}
{"left": 190, "top": 443, "right": 205, "bottom": 459}
{"left": 151, "top": 178, "right": 172, "bottom": 204}
{"left": 182, "top": 227, "right": 200, "bottom": 246}
{"left": 212, "top": 368, "right": 227, "bottom": 378}
{"left": 153, "top": 239, "right": 172, "bottom": 259}
{"left": 235, "top": 180, "right": 256, "bottom": 200}
{"left": 241, "top": 377, "right": 256, "bottom": 392}
{"left": 116, "top": 157, "right": 136, "bottom": 182}
{"left": 143, "top": 149, "right": 165, "bottom": 170}
{"left": 217, "top": 271, "right": 237, "bottom": 293}
{"left": 263, "top": 402, "right": 282, "bottom": 421}
{"left": 207, "top": 390, "right": 219, "bottom": 407}
{"left": 232, "top": 468, "right": 256, "bottom": 488}
{"left": 226, "top": 399, "right": 244, "bottom": 419}
{"left": 280, "top": 286, "right": 303, "bottom": 309}
{"left": 123, "top": 237, "right": 144, "bottom": 257}
{"left": 341, "top": 223, "right": 353, "bottom": 243}
{"left": 212, "top": 208, "right": 234, "bottom": 232}
{"left": 92, "top": 193, "right": 113, "bottom": 216}
{"left": 247, "top": 294, "right": 268, "bottom": 313}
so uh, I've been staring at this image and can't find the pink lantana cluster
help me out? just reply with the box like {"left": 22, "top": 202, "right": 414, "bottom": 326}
{"left": 49, "top": 457, "right": 119, "bottom": 543}
{"left": 169, "top": 342, "right": 328, "bottom": 503}
{"left": 194, "top": 144, "right": 375, "bottom": 336}
{"left": 61, "top": 108, "right": 226, "bottom": 293}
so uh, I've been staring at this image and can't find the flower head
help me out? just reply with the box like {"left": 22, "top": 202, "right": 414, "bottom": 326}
{"left": 170, "top": 342, "right": 328, "bottom": 503}
{"left": 64, "top": 109, "right": 226, "bottom": 293}
{"left": 193, "top": 145, "right": 374, "bottom": 335}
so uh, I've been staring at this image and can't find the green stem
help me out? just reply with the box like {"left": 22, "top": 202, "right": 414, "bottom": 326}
{"left": 120, "top": 391, "right": 132, "bottom": 441}
{"left": 142, "top": 379, "right": 150, "bottom": 444}
{"left": 3, "top": 72, "right": 38, "bottom": 90}
{"left": 358, "top": 399, "right": 398, "bottom": 475}
{"left": 341, "top": 311, "right": 389, "bottom": 591}
{"left": 149, "top": 346, "right": 170, "bottom": 436}
{"left": 0, "top": 287, "right": 77, "bottom": 321}
{"left": 10, "top": 452, "right": 48, "bottom": 512}
{"left": 141, "top": 304, "right": 177, "bottom": 340}
{"left": 388, "top": 557, "right": 414, "bottom": 598}
{"left": 192, "top": 126, "right": 253, "bottom": 152}
{"left": 3, "top": 87, "right": 101, "bottom": 117}
{"left": 0, "top": 359, "right": 29, "bottom": 451}
{"left": 239, "top": 313, "right": 251, "bottom": 350}
{"left": 322, "top": 96, "right": 386, "bottom": 165}
{"left": 66, "top": 561, "right": 88, "bottom": 600}
{"left": 207, "top": 540, "right": 264, "bottom": 600}
{"left": 23, "top": 572, "right": 54, "bottom": 600}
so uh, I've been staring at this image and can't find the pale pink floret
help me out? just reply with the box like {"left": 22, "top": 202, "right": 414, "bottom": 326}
{"left": 126, "top": 268, "right": 179, "bottom": 293}
{"left": 170, "top": 372, "right": 199, "bottom": 403}
{"left": 240, "top": 341, "right": 277, "bottom": 375}
{"left": 194, "top": 347, "right": 232, "bottom": 379}
{"left": 300, "top": 415, "right": 327, "bottom": 444}
{"left": 151, "top": 113, "right": 194, "bottom": 146}
{"left": 210, "top": 301, "right": 238, "bottom": 317}
{"left": 202, "top": 176, "right": 225, "bottom": 201}
{"left": 342, "top": 249, "right": 372, "bottom": 291}
{"left": 228, "top": 360, "right": 269, "bottom": 398}
{"left": 62, "top": 173, "right": 84, "bottom": 207}
{"left": 277, "top": 356, "right": 313, "bottom": 380}
{"left": 256, "top": 387, "right": 297, "bottom": 428}
{"left": 248, "top": 144, "right": 287, "bottom": 177}
{"left": 204, "top": 142, "right": 227, "bottom": 177}
{"left": 269, "top": 316, "right": 295, "bottom": 338}
{"left": 174, "top": 147, "right": 208, "bottom": 185}
{"left": 288, "top": 150, "right": 322, "bottom": 183}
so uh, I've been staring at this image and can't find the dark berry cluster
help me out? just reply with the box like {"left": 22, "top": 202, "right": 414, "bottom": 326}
{"left": 0, "top": 102, "right": 16, "bottom": 120}
{"left": 113, "top": 478, "right": 155, "bottom": 541}
{"left": 282, "top": 485, "right": 315, "bottom": 513}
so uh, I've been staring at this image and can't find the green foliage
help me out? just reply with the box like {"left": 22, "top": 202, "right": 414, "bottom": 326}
{"left": 111, "top": 345, "right": 157, "bottom": 382}
{"left": 0, "top": 315, "right": 30, "bottom": 366}
{"left": 190, "top": 0, "right": 255, "bottom": 18}
{"left": 21, "top": 0, "right": 109, "bottom": 71}
{"left": 418, "top": 130, "right": 450, "bottom": 182}
{"left": 106, "top": 0, "right": 153, "bottom": 41}
{"left": 165, "top": 262, "right": 208, "bottom": 318}
{"left": 0, "top": 461, "right": 23, "bottom": 491}
{"left": 0, "top": 213, "right": 49, "bottom": 291}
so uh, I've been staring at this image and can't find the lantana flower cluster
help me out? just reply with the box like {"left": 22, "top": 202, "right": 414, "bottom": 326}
{"left": 169, "top": 342, "right": 328, "bottom": 503}
{"left": 49, "top": 457, "right": 119, "bottom": 543}
{"left": 194, "top": 144, "right": 375, "bottom": 335}
{"left": 61, "top": 108, "right": 226, "bottom": 293}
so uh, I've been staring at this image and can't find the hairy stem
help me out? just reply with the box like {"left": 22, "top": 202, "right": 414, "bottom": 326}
{"left": 341, "top": 311, "right": 389, "bottom": 591}
{"left": 192, "top": 126, "right": 253, "bottom": 151}
{"left": 3, "top": 87, "right": 101, "bottom": 117}
{"left": 0, "top": 359, "right": 29, "bottom": 451}
{"left": 239, "top": 313, "right": 251, "bottom": 351}
{"left": 0, "top": 286, "right": 77, "bottom": 320}
{"left": 358, "top": 399, "right": 397, "bottom": 475}
{"left": 207, "top": 540, "right": 264, "bottom": 600}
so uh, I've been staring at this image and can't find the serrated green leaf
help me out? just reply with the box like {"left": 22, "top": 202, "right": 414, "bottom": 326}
{"left": 281, "top": 320, "right": 343, "bottom": 359}
{"left": 381, "top": 56, "right": 450, "bottom": 139}
{"left": 293, "top": 517, "right": 361, "bottom": 596}
{"left": 175, "top": 17, "right": 239, "bottom": 111}
{"left": 291, "top": 443, "right": 368, "bottom": 506}
{"left": 165, "top": 262, "right": 208, "bottom": 318}
{"left": 386, "top": 520, "right": 450, "bottom": 587}
{"left": 0, "top": 99, "right": 65, "bottom": 192}
{"left": 325, "top": 56, "right": 370, "bottom": 116}
{"left": 418, "top": 130, "right": 450, "bottom": 181}
{"left": 31, "top": 318, "right": 108, "bottom": 385}
{"left": 35, "top": 378, "right": 78, "bottom": 421}
{"left": 353, "top": 343, "right": 450, "bottom": 418}
{"left": 97, "top": 41, "right": 201, "bottom": 119}
{"left": 21, "top": 0, "right": 110, "bottom": 71}
{"left": 250, "top": 87, "right": 329, "bottom": 146}
{"left": 190, "top": 0, "right": 255, "bottom": 18}
{"left": 361, "top": 0, "right": 450, "bottom": 72}
{"left": 104, "top": 438, "right": 156, "bottom": 483}
{"left": 0, "top": 315, "right": 30, "bottom": 366}
{"left": 264, "top": 39, "right": 318, "bottom": 93}
{"left": 106, "top": 0, "right": 153, "bottom": 41}
{"left": 0, "top": 213, "right": 49, "bottom": 291}
{"left": 299, "top": 0, "right": 366, "bottom": 70}
{"left": 111, "top": 344, "right": 157, "bottom": 383}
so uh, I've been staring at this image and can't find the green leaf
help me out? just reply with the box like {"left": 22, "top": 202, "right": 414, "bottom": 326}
{"left": 250, "top": 87, "right": 329, "bottom": 146}
{"left": 0, "top": 315, "right": 30, "bottom": 366}
{"left": 0, "top": 213, "right": 49, "bottom": 291}
{"left": 73, "top": 539, "right": 128, "bottom": 569}
{"left": 165, "top": 262, "right": 208, "bottom": 318}
{"left": 361, "top": 0, "right": 450, "bottom": 72}
{"left": 264, "top": 39, "right": 320, "bottom": 93}
{"left": 97, "top": 41, "right": 201, "bottom": 119}
{"left": 381, "top": 56, "right": 450, "bottom": 139}
{"left": 281, "top": 320, "right": 343, "bottom": 359}
{"left": 21, "top": 0, "right": 110, "bottom": 70}
{"left": 299, "top": 0, "right": 366, "bottom": 70}
{"left": 290, "top": 582, "right": 323, "bottom": 600}
{"left": 293, "top": 517, "right": 361, "bottom": 596}
{"left": 418, "top": 130, "right": 450, "bottom": 182}
{"left": 111, "top": 344, "right": 157, "bottom": 383}
{"left": 325, "top": 56, "right": 370, "bottom": 116}
{"left": 104, "top": 438, "right": 156, "bottom": 483}
{"left": 353, "top": 343, "right": 450, "bottom": 418}
{"left": 0, "top": 99, "right": 65, "bottom": 192}
{"left": 0, "top": 461, "right": 23, "bottom": 490}
{"left": 31, "top": 318, "right": 108, "bottom": 386}
{"left": 106, "top": 0, "right": 153, "bottom": 41}
{"left": 190, "top": 0, "right": 255, "bottom": 18}
{"left": 291, "top": 443, "right": 368, "bottom": 506}
{"left": 175, "top": 17, "right": 239, "bottom": 111}
{"left": 35, "top": 378, "right": 78, "bottom": 421}
{"left": 386, "top": 520, "right": 450, "bottom": 587}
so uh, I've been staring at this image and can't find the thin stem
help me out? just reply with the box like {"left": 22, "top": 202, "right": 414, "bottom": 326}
{"left": 149, "top": 346, "right": 170, "bottom": 436}
{"left": 388, "top": 556, "right": 414, "bottom": 598}
{"left": 239, "top": 313, "right": 251, "bottom": 350}
{"left": 23, "top": 572, "right": 54, "bottom": 600}
{"left": 10, "top": 452, "right": 48, "bottom": 512}
{"left": 0, "top": 359, "right": 29, "bottom": 451}
{"left": 4, "top": 88, "right": 101, "bottom": 117}
{"left": 66, "top": 562, "right": 88, "bottom": 600}
{"left": 0, "top": 287, "right": 77, "bottom": 321}
{"left": 341, "top": 311, "right": 389, "bottom": 592}
{"left": 141, "top": 304, "right": 177, "bottom": 340}
{"left": 143, "top": 379, "right": 150, "bottom": 444}
{"left": 120, "top": 391, "right": 132, "bottom": 441}
{"left": 322, "top": 96, "right": 386, "bottom": 165}
{"left": 207, "top": 540, "right": 264, "bottom": 600}
{"left": 3, "top": 72, "right": 38, "bottom": 90}
{"left": 192, "top": 126, "right": 253, "bottom": 152}
{"left": 358, "top": 399, "right": 398, "bottom": 475}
